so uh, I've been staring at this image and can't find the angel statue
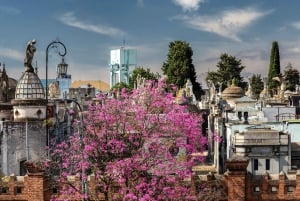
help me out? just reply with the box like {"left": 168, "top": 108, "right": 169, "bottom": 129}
{"left": 272, "top": 74, "right": 287, "bottom": 100}
{"left": 24, "top": 39, "right": 36, "bottom": 72}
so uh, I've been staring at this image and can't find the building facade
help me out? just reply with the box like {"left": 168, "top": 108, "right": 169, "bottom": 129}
{"left": 231, "top": 127, "right": 290, "bottom": 175}
{"left": 109, "top": 47, "right": 137, "bottom": 88}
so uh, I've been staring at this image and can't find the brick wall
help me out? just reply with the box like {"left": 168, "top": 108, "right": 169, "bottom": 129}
{"left": 0, "top": 173, "right": 51, "bottom": 201}
{"left": 225, "top": 157, "right": 248, "bottom": 201}
{"left": 225, "top": 157, "right": 300, "bottom": 201}
{"left": 3, "top": 162, "right": 300, "bottom": 201}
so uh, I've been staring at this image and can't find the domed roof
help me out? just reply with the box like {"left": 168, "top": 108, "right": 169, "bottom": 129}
{"left": 15, "top": 71, "right": 45, "bottom": 99}
{"left": 221, "top": 84, "right": 244, "bottom": 99}
{"left": 8, "top": 77, "right": 17, "bottom": 88}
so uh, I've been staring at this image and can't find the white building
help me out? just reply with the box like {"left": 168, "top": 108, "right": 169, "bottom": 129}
{"left": 109, "top": 47, "right": 137, "bottom": 88}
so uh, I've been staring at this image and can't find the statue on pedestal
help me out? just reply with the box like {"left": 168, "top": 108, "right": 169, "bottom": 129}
{"left": 24, "top": 39, "right": 36, "bottom": 72}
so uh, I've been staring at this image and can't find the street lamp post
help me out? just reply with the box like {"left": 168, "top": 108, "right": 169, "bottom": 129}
{"left": 45, "top": 40, "right": 67, "bottom": 148}
{"left": 45, "top": 41, "right": 87, "bottom": 200}
{"left": 46, "top": 40, "right": 67, "bottom": 106}
{"left": 66, "top": 99, "right": 87, "bottom": 200}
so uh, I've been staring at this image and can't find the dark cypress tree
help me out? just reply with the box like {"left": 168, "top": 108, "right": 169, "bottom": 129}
{"left": 162, "top": 40, "right": 204, "bottom": 100}
{"left": 267, "top": 41, "right": 281, "bottom": 95}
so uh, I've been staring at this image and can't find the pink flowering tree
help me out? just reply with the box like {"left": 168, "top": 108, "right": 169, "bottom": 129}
{"left": 49, "top": 80, "right": 206, "bottom": 201}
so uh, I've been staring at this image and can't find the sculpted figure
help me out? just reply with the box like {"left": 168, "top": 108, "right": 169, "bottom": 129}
{"left": 207, "top": 80, "right": 216, "bottom": 102}
{"left": 49, "top": 81, "right": 60, "bottom": 98}
{"left": 24, "top": 39, "right": 36, "bottom": 71}
{"left": 273, "top": 75, "right": 286, "bottom": 100}
{"left": 246, "top": 78, "right": 254, "bottom": 99}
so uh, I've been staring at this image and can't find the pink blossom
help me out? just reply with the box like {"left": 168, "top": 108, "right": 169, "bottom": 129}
{"left": 213, "top": 132, "right": 222, "bottom": 143}
{"left": 49, "top": 79, "right": 206, "bottom": 200}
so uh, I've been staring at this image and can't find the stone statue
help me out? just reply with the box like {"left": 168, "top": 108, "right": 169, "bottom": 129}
{"left": 296, "top": 85, "right": 300, "bottom": 94}
{"left": 207, "top": 80, "right": 216, "bottom": 102}
{"left": 0, "top": 65, "right": 9, "bottom": 102}
{"left": 245, "top": 78, "right": 254, "bottom": 99}
{"left": 49, "top": 81, "right": 60, "bottom": 98}
{"left": 24, "top": 39, "right": 36, "bottom": 72}
{"left": 272, "top": 75, "right": 287, "bottom": 100}
{"left": 135, "top": 74, "right": 146, "bottom": 89}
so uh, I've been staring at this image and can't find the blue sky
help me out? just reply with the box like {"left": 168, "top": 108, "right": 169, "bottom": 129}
{"left": 1, "top": 0, "right": 300, "bottom": 86}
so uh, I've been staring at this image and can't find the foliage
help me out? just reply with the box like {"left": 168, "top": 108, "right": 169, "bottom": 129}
{"left": 129, "top": 66, "right": 160, "bottom": 89}
{"left": 206, "top": 53, "right": 247, "bottom": 91}
{"left": 49, "top": 80, "right": 206, "bottom": 201}
{"left": 162, "top": 40, "right": 204, "bottom": 100}
{"left": 267, "top": 41, "right": 281, "bottom": 94}
{"left": 110, "top": 82, "right": 130, "bottom": 91}
{"left": 284, "top": 63, "right": 299, "bottom": 91}
{"left": 249, "top": 74, "right": 264, "bottom": 99}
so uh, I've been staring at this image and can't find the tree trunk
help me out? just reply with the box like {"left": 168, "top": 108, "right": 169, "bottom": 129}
{"left": 104, "top": 191, "right": 109, "bottom": 201}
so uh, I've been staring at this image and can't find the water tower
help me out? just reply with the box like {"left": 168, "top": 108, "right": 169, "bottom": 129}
{"left": 109, "top": 46, "right": 137, "bottom": 88}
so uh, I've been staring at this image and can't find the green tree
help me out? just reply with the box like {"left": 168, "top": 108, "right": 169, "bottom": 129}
{"left": 249, "top": 74, "right": 264, "bottom": 99}
{"left": 206, "top": 53, "right": 247, "bottom": 91}
{"left": 162, "top": 40, "right": 204, "bottom": 100}
{"left": 267, "top": 41, "right": 281, "bottom": 94}
{"left": 129, "top": 66, "right": 160, "bottom": 89}
{"left": 110, "top": 82, "right": 130, "bottom": 91}
{"left": 284, "top": 63, "right": 299, "bottom": 91}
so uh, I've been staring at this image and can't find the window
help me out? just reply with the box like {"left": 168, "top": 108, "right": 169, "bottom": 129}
{"left": 238, "top": 111, "right": 242, "bottom": 120}
{"left": 271, "top": 186, "right": 277, "bottom": 192}
{"left": 20, "top": 160, "right": 27, "bottom": 176}
{"left": 266, "top": 159, "right": 270, "bottom": 170}
{"left": 1, "top": 187, "right": 8, "bottom": 194}
{"left": 15, "top": 187, "right": 22, "bottom": 194}
{"left": 244, "top": 112, "right": 249, "bottom": 122}
{"left": 254, "top": 186, "right": 260, "bottom": 192}
{"left": 52, "top": 188, "right": 58, "bottom": 194}
{"left": 287, "top": 186, "right": 295, "bottom": 192}
{"left": 254, "top": 159, "right": 258, "bottom": 171}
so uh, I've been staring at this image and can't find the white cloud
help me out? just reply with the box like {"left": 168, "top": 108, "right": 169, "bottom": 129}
{"left": 176, "top": 8, "right": 272, "bottom": 41}
{"left": 289, "top": 46, "right": 300, "bottom": 53}
{"left": 137, "top": 0, "right": 144, "bottom": 7}
{"left": 0, "top": 6, "right": 21, "bottom": 15}
{"left": 291, "top": 21, "right": 300, "bottom": 30}
{"left": 58, "top": 12, "right": 125, "bottom": 37}
{"left": 0, "top": 48, "right": 23, "bottom": 61}
{"left": 173, "top": 0, "right": 205, "bottom": 12}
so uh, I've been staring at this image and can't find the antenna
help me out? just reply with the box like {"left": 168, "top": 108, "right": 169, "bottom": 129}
{"left": 121, "top": 39, "right": 125, "bottom": 49}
